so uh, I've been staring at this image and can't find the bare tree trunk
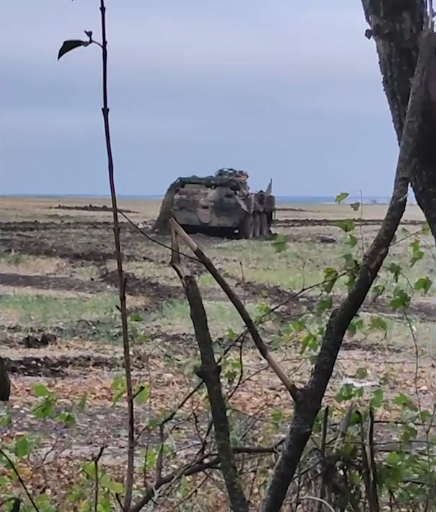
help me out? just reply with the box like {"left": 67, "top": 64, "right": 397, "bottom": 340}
{"left": 261, "top": 27, "right": 436, "bottom": 512}
{"left": 362, "top": 0, "right": 436, "bottom": 239}
{"left": 151, "top": 179, "right": 180, "bottom": 234}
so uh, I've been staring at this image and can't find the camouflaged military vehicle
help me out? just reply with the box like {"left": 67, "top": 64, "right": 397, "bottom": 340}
{"left": 171, "top": 168, "right": 275, "bottom": 238}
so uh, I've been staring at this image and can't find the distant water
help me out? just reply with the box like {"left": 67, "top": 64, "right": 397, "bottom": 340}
{"left": 3, "top": 193, "right": 399, "bottom": 205}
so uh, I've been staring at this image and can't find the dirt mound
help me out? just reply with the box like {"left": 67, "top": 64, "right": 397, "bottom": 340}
{"left": 51, "top": 204, "right": 138, "bottom": 214}
{"left": 99, "top": 270, "right": 181, "bottom": 300}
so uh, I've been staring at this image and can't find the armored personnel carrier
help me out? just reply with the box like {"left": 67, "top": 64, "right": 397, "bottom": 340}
{"left": 170, "top": 168, "right": 275, "bottom": 239}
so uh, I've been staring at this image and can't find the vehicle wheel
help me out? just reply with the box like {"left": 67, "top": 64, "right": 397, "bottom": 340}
{"left": 259, "top": 212, "right": 269, "bottom": 236}
{"left": 239, "top": 214, "right": 254, "bottom": 239}
{"left": 253, "top": 213, "right": 261, "bottom": 238}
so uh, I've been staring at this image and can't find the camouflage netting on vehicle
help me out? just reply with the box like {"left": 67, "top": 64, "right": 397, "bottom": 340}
{"left": 215, "top": 168, "right": 249, "bottom": 182}
{"left": 151, "top": 169, "right": 274, "bottom": 238}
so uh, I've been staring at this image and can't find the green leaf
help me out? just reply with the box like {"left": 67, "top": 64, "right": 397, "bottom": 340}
{"left": 370, "top": 316, "right": 388, "bottom": 332}
{"left": 256, "top": 302, "right": 272, "bottom": 316}
{"left": 343, "top": 253, "right": 359, "bottom": 271}
{"left": 56, "top": 411, "right": 76, "bottom": 427}
{"left": 316, "top": 296, "right": 333, "bottom": 313}
{"left": 393, "top": 392, "right": 412, "bottom": 407}
{"left": 413, "top": 276, "right": 432, "bottom": 294}
{"left": 387, "top": 262, "right": 402, "bottom": 282}
{"left": 32, "top": 383, "right": 50, "bottom": 397}
{"left": 57, "top": 39, "right": 89, "bottom": 60}
{"left": 271, "top": 408, "right": 283, "bottom": 423}
{"left": 300, "top": 333, "right": 318, "bottom": 353}
{"left": 355, "top": 367, "right": 368, "bottom": 379}
{"left": 389, "top": 288, "right": 411, "bottom": 311}
{"left": 271, "top": 233, "right": 287, "bottom": 253}
{"left": 409, "top": 239, "right": 424, "bottom": 267}
{"left": 290, "top": 318, "right": 306, "bottom": 333}
{"left": 334, "top": 219, "right": 355, "bottom": 233}
{"left": 226, "top": 327, "right": 237, "bottom": 341}
{"left": 350, "top": 202, "right": 361, "bottom": 211}
{"left": 111, "top": 389, "right": 125, "bottom": 408}
{"left": 136, "top": 333, "right": 149, "bottom": 344}
{"left": 32, "top": 396, "right": 56, "bottom": 419}
{"left": 83, "top": 461, "right": 96, "bottom": 479}
{"left": 100, "top": 473, "right": 124, "bottom": 494}
{"left": 129, "top": 312, "right": 142, "bottom": 322}
{"left": 14, "top": 436, "right": 32, "bottom": 457}
{"left": 0, "top": 412, "right": 12, "bottom": 428}
{"left": 134, "top": 385, "right": 150, "bottom": 405}
{"left": 386, "top": 451, "right": 400, "bottom": 465}
{"left": 77, "top": 392, "right": 88, "bottom": 411}
{"left": 323, "top": 267, "right": 339, "bottom": 293}
{"left": 335, "top": 383, "right": 360, "bottom": 402}
{"left": 370, "top": 389, "right": 384, "bottom": 409}
{"left": 335, "top": 192, "right": 349, "bottom": 204}
{"left": 346, "top": 234, "right": 358, "bottom": 247}
{"left": 347, "top": 317, "right": 364, "bottom": 336}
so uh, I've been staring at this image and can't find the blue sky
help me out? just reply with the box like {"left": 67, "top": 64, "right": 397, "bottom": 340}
{"left": 0, "top": 0, "right": 400, "bottom": 197}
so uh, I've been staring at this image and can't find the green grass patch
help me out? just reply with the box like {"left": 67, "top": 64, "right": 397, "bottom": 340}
{"left": 147, "top": 298, "right": 260, "bottom": 336}
{"left": 0, "top": 292, "right": 120, "bottom": 327}
{"left": 122, "top": 260, "right": 179, "bottom": 284}
{"left": 206, "top": 240, "right": 341, "bottom": 289}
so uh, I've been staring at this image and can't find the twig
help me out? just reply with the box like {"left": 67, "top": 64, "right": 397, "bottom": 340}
{"left": 170, "top": 227, "right": 249, "bottom": 512}
{"left": 316, "top": 406, "right": 329, "bottom": 512}
{"left": 92, "top": 445, "right": 106, "bottom": 512}
{"left": 170, "top": 218, "right": 301, "bottom": 402}
{"left": 368, "top": 409, "right": 380, "bottom": 510}
{"left": 357, "top": 410, "right": 380, "bottom": 512}
{"left": 130, "top": 457, "right": 220, "bottom": 512}
{"left": 173, "top": 475, "right": 209, "bottom": 509}
{"left": 297, "top": 495, "right": 335, "bottom": 512}
{"left": 97, "top": 2, "right": 135, "bottom": 509}
{"left": 0, "top": 449, "right": 40, "bottom": 512}
{"left": 155, "top": 423, "right": 166, "bottom": 484}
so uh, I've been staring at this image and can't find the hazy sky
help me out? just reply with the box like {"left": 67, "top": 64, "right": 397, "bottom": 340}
{"left": 0, "top": 0, "right": 400, "bottom": 197}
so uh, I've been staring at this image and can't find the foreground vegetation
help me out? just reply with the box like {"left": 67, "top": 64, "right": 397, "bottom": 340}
{"left": 1, "top": 196, "right": 435, "bottom": 510}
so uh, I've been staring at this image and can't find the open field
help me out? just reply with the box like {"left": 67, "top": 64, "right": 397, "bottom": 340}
{"left": 1, "top": 196, "right": 436, "bottom": 509}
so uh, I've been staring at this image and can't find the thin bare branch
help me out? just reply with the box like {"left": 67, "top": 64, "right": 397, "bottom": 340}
{"left": 92, "top": 445, "right": 106, "bottom": 512}
{"left": 96, "top": 2, "right": 135, "bottom": 509}
{"left": 170, "top": 227, "right": 249, "bottom": 512}
{"left": 169, "top": 218, "right": 301, "bottom": 402}
{"left": 0, "top": 449, "right": 40, "bottom": 512}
